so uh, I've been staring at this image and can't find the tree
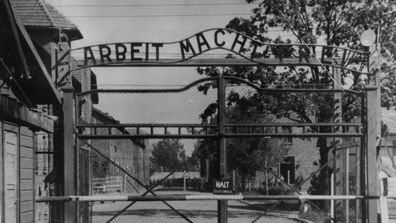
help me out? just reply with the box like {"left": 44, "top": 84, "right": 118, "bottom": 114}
{"left": 197, "top": 0, "right": 396, "bottom": 208}
{"left": 150, "top": 138, "right": 186, "bottom": 173}
{"left": 196, "top": 90, "right": 290, "bottom": 189}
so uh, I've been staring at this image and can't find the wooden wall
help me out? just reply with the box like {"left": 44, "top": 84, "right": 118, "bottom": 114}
{"left": 2, "top": 123, "right": 35, "bottom": 223}
{"left": 19, "top": 126, "right": 34, "bottom": 223}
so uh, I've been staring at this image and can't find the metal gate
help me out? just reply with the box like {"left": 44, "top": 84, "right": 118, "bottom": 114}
{"left": 73, "top": 76, "right": 367, "bottom": 223}
{"left": 39, "top": 28, "right": 380, "bottom": 223}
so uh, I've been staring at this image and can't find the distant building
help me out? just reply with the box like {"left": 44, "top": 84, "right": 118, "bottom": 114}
{"left": 199, "top": 114, "right": 321, "bottom": 193}
{"left": 250, "top": 117, "right": 321, "bottom": 193}
{"left": 90, "top": 107, "right": 150, "bottom": 193}
{"left": 379, "top": 107, "right": 396, "bottom": 177}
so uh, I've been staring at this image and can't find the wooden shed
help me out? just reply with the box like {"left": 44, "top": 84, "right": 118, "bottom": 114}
{"left": 0, "top": 0, "right": 82, "bottom": 222}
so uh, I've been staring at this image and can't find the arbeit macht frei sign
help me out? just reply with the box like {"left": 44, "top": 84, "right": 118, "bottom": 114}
{"left": 65, "top": 28, "right": 368, "bottom": 72}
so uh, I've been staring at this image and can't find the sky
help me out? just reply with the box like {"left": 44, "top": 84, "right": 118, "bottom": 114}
{"left": 47, "top": 0, "right": 254, "bottom": 47}
{"left": 46, "top": 0, "right": 257, "bottom": 104}
{"left": 46, "top": 0, "right": 262, "bottom": 155}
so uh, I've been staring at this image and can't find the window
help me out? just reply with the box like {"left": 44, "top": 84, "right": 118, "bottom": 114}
{"left": 280, "top": 156, "right": 295, "bottom": 184}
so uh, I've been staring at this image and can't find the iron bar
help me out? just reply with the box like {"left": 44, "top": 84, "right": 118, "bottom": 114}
{"left": 105, "top": 171, "right": 176, "bottom": 223}
{"left": 77, "top": 132, "right": 364, "bottom": 139}
{"left": 105, "top": 171, "right": 192, "bottom": 223}
{"left": 85, "top": 142, "right": 193, "bottom": 223}
{"left": 36, "top": 194, "right": 367, "bottom": 202}
{"left": 77, "top": 122, "right": 362, "bottom": 128}
{"left": 76, "top": 123, "right": 363, "bottom": 139}
{"left": 77, "top": 77, "right": 218, "bottom": 96}
{"left": 77, "top": 85, "right": 363, "bottom": 96}
{"left": 218, "top": 75, "right": 227, "bottom": 223}
{"left": 71, "top": 58, "right": 368, "bottom": 75}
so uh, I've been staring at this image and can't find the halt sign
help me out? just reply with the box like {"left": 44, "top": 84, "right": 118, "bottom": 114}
{"left": 213, "top": 179, "right": 233, "bottom": 194}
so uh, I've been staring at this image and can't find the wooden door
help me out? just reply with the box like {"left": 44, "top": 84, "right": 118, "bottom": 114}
{"left": 4, "top": 131, "right": 17, "bottom": 223}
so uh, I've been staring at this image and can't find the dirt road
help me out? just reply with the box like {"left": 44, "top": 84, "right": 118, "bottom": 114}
{"left": 91, "top": 191, "right": 301, "bottom": 223}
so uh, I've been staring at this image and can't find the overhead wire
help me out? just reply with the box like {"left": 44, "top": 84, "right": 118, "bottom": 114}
{"left": 53, "top": 2, "right": 249, "bottom": 7}
{"left": 53, "top": 1, "right": 254, "bottom": 18}
{"left": 66, "top": 13, "right": 252, "bottom": 18}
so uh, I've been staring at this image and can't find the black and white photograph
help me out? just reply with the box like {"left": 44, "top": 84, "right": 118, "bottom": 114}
{"left": 0, "top": 0, "right": 396, "bottom": 222}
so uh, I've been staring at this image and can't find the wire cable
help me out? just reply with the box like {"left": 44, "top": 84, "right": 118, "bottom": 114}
{"left": 66, "top": 13, "right": 252, "bottom": 18}
{"left": 53, "top": 2, "right": 249, "bottom": 7}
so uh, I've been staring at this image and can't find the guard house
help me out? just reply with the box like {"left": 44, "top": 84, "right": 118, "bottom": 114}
{"left": 1, "top": 0, "right": 83, "bottom": 222}
{"left": 0, "top": 0, "right": 66, "bottom": 222}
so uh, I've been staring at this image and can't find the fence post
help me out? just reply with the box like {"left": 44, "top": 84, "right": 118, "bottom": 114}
{"left": 366, "top": 87, "right": 379, "bottom": 223}
{"left": 218, "top": 74, "right": 228, "bottom": 223}
{"left": 183, "top": 171, "right": 186, "bottom": 192}
{"left": 62, "top": 86, "right": 77, "bottom": 222}
{"left": 334, "top": 66, "right": 348, "bottom": 222}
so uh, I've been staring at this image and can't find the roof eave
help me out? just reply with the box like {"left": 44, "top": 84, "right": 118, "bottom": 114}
{"left": 25, "top": 26, "right": 83, "bottom": 41}
{"left": 13, "top": 12, "right": 62, "bottom": 104}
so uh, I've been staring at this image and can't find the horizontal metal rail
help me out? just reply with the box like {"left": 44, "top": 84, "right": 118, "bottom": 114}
{"left": 77, "top": 85, "right": 363, "bottom": 95}
{"left": 77, "top": 123, "right": 362, "bottom": 128}
{"left": 36, "top": 194, "right": 366, "bottom": 203}
{"left": 77, "top": 133, "right": 363, "bottom": 139}
{"left": 77, "top": 123, "right": 363, "bottom": 138}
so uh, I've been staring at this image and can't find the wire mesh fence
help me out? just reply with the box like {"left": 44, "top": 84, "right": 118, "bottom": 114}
{"left": 72, "top": 134, "right": 363, "bottom": 223}
{"left": 65, "top": 77, "right": 369, "bottom": 222}
{"left": 77, "top": 81, "right": 218, "bottom": 126}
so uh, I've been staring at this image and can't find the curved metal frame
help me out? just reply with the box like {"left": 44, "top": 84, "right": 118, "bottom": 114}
{"left": 65, "top": 28, "right": 369, "bottom": 75}
{"left": 62, "top": 29, "right": 374, "bottom": 223}
{"left": 76, "top": 76, "right": 365, "bottom": 139}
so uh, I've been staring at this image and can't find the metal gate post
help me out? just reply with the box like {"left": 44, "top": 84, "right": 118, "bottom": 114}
{"left": 360, "top": 93, "right": 367, "bottom": 223}
{"left": 63, "top": 86, "right": 77, "bottom": 223}
{"left": 365, "top": 34, "right": 381, "bottom": 223}
{"left": 334, "top": 67, "right": 348, "bottom": 222}
{"left": 365, "top": 86, "right": 379, "bottom": 223}
{"left": 218, "top": 74, "right": 228, "bottom": 223}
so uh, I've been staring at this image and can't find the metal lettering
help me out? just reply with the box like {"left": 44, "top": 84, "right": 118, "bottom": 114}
{"left": 179, "top": 39, "right": 196, "bottom": 60}
{"left": 98, "top": 44, "right": 112, "bottom": 63}
{"left": 250, "top": 41, "right": 262, "bottom": 58}
{"left": 196, "top": 32, "right": 211, "bottom": 53}
{"left": 145, "top": 43, "right": 149, "bottom": 60}
{"left": 130, "top": 43, "right": 143, "bottom": 61}
{"left": 152, "top": 43, "right": 163, "bottom": 61}
{"left": 83, "top": 47, "right": 96, "bottom": 66}
{"left": 215, "top": 29, "right": 226, "bottom": 47}
{"left": 231, "top": 33, "right": 248, "bottom": 53}
{"left": 115, "top": 43, "right": 127, "bottom": 61}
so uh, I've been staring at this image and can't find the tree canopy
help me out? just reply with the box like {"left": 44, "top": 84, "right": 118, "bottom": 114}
{"left": 196, "top": 0, "right": 396, "bottom": 201}
{"left": 150, "top": 138, "right": 187, "bottom": 172}
{"left": 151, "top": 138, "right": 199, "bottom": 173}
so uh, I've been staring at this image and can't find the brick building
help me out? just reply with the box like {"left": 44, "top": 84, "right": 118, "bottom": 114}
{"left": 89, "top": 107, "right": 150, "bottom": 194}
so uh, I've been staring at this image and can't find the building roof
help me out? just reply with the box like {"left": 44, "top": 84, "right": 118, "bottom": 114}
{"left": 11, "top": 0, "right": 82, "bottom": 39}
{"left": 382, "top": 107, "right": 396, "bottom": 134}
{"left": 150, "top": 172, "right": 200, "bottom": 181}
{"left": 92, "top": 107, "right": 146, "bottom": 148}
